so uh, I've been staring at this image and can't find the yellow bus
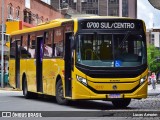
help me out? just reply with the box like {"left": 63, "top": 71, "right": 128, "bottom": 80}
{"left": 9, "top": 16, "right": 148, "bottom": 108}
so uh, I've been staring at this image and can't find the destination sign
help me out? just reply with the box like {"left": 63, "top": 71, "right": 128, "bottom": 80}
{"left": 81, "top": 21, "right": 142, "bottom": 30}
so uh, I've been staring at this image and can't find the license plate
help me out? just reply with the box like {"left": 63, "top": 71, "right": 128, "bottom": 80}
{"left": 108, "top": 94, "right": 121, "bottom": 98}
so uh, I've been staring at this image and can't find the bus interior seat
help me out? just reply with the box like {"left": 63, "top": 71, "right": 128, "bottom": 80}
{"left": 100, "top": 42, "right": 112, "bottom": 60}
{"left": 82, "top": 43, "right": 93, "bottom": 60}
{"left": 85, "top": 49, "right": 93, "bottom": 60}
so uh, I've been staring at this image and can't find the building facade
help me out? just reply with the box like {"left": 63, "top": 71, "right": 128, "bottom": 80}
{"left": 146, "top": 29, "right": 152, "bottom": 46}
{"left": 51, "top": 0, "right": 137, "bottom": 18}
{"left": 0, "top": 0, "right": 63, "bottom": 28}
{"left": 0, "top": 0, "right": 63, "bottom": 78}
{"left": 146, "top": 29, "right": 160, "bottom": 48}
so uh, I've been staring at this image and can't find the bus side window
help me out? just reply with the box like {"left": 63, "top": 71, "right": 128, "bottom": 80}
{"left": 28, "top": 34, "right": 36, "bottom": 58}
{"left": 54, "top": 27, "right": 63, "bottom": 57}
{"left": 55, "top": 41, "right": 63, "bottom": 57}
{"left": 21, "top": 35, "right": 30, "bottom": 58}
{"left": 44, "top": 31, "right": 53, "bottom": 58}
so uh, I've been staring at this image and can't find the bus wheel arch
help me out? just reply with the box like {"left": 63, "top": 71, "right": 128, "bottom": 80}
{"left": 55, "top": 75, "right": 68, "bottom": 105}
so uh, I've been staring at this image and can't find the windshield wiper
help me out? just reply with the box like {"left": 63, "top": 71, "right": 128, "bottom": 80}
{"left": 118, "top": 31, "right": 131, "bottom": 48}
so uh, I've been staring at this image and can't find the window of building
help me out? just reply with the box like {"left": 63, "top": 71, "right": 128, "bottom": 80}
{"left": 109, "top": 0, "right": 119, "bottom": 4}
{"left": 35, "top": 14, "right": 39, "bottom": 25}
{"left": 122, "top": 0, "right": 128, "bottom": 17}
{"left": 23, "top": 9, "right": 32, "bottom": 24}
{"left": 108, "top": 0, "right": 119, "bottom": 16}
{"left": 8, "top": 3, "right": 13, "bottom": 19}
{"left": 16, "top": 6, "right": 20, "bottom": 20}
{"left": 151, "top": 34, "right": 155, "bottom": 45}
{"left": 5, "top": 34, "right": 10, "bottom": 43}
{"left": 81, "top": 0, "right": 98, "bottom": 15}
{"left": 40, "top": 16, "right": 43, "bottom": 24}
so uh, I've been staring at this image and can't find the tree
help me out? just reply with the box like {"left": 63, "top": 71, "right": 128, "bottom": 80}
{"left": 147, "top": 45, "right": 160, "bottom": 73}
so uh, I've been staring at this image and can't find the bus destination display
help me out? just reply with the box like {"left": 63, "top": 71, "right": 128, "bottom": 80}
{"left": 81, "top": 21, "right": 141, "bottom": 30}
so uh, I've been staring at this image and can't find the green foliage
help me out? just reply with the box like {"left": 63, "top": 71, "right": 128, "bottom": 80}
{"left": 147, "top": 45, "right": 160, "bottom": 73}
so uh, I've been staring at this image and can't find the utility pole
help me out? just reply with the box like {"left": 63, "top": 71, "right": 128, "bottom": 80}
{"left": 59, "top": 0, "right": 61, "bottom": 13}
{"left": 1, "top": 0, "right": 4, "bottom": 88}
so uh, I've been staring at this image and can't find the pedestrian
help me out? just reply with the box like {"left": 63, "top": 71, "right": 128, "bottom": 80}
{"left": 150, "top": 72, "right": 157, "bottom": 90}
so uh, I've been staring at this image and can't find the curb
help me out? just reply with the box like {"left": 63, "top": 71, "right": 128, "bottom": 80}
{"left": 0, "top": 87, "right": 20, "bottom": 91}
{"left": 148, "top": 93, "right": 160, "bottom": 96}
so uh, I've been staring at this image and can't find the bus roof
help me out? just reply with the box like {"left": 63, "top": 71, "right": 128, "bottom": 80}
{"left": 10, "top": 16, "right": 141, "bottom": 36}
{"left": 10, "top": 18, "right": 72, "bottom": 36}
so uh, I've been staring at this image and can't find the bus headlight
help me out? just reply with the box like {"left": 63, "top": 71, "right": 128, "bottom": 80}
{"left": 140, "top": 75, "right": 147, "bottom": 85}
{"left": 76, "top": 75, "right": 87, "bottom": 86}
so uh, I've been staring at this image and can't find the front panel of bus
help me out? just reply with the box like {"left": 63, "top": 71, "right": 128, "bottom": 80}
{"left": 72, "top": 18, "right": 148, "bottom": 100}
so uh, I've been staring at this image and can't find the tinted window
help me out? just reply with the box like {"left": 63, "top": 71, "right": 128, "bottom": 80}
{"left": 44, "top": 31, "right": 53, "bottom": 58}
{"left": 28, "top": 34, "right": 36, "bottom": 58}
{"left": 10, "top": 39, "right": 16, "bottom": 58}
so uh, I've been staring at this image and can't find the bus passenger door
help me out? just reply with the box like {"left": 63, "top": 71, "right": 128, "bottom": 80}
{"left": 64, "top": 32, "right": 73, "bottom": 97}
{"left": 15, "top": 40, "right": 21, "bottom": 88}
{"left": 36, "top": 37, "right": 43, "bottom": 93}
{"left": 9, "top": 41, "right": 16, "bottom": 88}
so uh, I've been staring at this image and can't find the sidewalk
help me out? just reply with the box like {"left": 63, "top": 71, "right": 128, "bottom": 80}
{"left": 148, "top": 84, "right": 160, "bottom": 96}
{"left": 0, "top": 85, "right": 20, "bottom": 91}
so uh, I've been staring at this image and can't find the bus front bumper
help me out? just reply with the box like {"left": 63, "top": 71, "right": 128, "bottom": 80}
{"left": 71, "top": 80, "right": 148, "bottom": 100}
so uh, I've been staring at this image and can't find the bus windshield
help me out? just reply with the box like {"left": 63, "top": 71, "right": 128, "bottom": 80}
{"left": 76, "top": 33, "right": 147, "bottom": 67}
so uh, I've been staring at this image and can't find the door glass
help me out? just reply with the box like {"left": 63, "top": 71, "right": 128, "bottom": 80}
{"left": 28, "top": 34, "right": 36, "bottom": 58}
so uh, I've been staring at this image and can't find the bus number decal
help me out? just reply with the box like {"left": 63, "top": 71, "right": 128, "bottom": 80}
{"left": 87, "top": 22, "right": 99, "bottom": 29}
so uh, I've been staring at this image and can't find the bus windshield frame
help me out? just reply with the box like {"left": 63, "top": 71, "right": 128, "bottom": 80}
{"left": 75, "top": 31, "right": 147, "bottom": 68}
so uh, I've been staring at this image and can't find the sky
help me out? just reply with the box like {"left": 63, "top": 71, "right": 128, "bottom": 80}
{"left": 137, "top": 0, "right": 160, "bottom": 29}
{"left": 41, "top": 0, "right": 51, "bottom": 5}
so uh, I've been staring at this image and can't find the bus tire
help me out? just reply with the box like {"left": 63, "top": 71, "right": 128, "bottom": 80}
{"left": 23, "top": 77, "right": 32, "bottom": 99}
{"left": 112, "top": 98, "right": 131, "bottom": 108}
{"left": 56, "top": 80, "right": 68, "bottom": 105}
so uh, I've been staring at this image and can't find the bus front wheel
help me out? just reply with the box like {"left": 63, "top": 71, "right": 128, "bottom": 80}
{"left": 56, "top": 80, "right": 68, "bottom": 105}
{"left": 111, "top": 98, "right": 131, "bottom": 108}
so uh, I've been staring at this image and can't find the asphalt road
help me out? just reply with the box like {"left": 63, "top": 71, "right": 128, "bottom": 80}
{"left": 0, "top": 86, "right": 160, "bottom": 120}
